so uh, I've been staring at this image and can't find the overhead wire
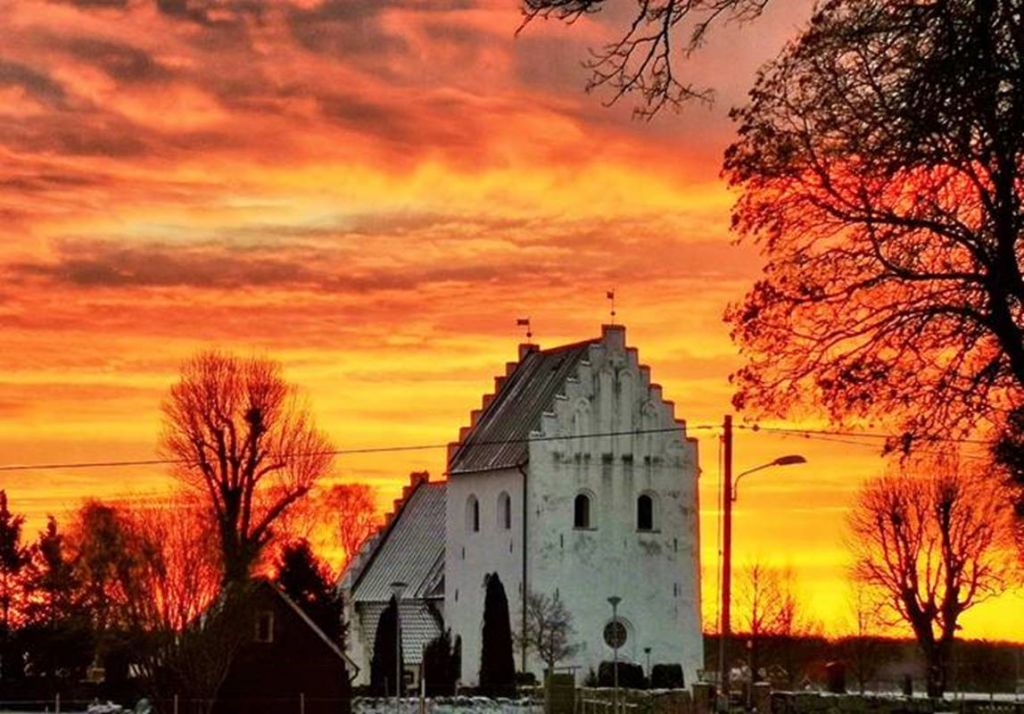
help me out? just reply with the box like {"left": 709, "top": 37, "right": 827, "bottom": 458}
{"left": 0, "top": 422, "right": 998, "bottom": 473}
{"left": 0, "top": 423, "right": 720, "bottom": 473}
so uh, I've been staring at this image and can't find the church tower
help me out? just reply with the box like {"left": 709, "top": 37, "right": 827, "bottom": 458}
{"left": 445, "top": 324, "right": 702, "bottom": 685}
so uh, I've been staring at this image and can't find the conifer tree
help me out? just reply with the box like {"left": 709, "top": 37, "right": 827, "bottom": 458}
{"left": 479, "top": 573, "right": 515, "bottom": 698}
{"left": 369, "top": 595, "right": 402, "bottom": 697}
{"left": 422, "top": 628, "right": 458, "bottom": 696}
{"left": 275, "top": 539, "right": 346, "bottom": 647}
{"left": 0, "top": 491, "right": 29, "bottom": 633}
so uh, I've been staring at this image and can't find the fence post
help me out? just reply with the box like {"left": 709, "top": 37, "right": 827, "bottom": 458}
{"left": 173, "top": 694, "right": 179, "bottom": 714}
{"left": 55, "top": 693, "right": 61, "bottom": 714}
{"left": 300, "top": 692, "right": 305, "bottom": 714}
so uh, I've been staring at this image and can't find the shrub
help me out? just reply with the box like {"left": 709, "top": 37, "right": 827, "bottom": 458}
{"left": 650, "top": 664, "right": 684, "bottom": 689}
{"left": 597, "top": 661, "right": 646, "bottom": 689}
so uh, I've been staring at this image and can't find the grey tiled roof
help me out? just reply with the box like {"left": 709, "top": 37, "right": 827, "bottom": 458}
{"left": 358, "top": 601, "right": 443, "bottom": 665}
{"left": 449, "top": 340, "right": 596, "bottom": 474}
{"left": 351, "top": 481, "right": 446, "bottom": 603}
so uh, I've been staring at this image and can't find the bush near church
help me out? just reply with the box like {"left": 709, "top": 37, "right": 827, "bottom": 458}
{"left": 650, "top": 664, "right": 684, "bottom": 690}
{"left": 597, "top": 661, "right": 646, "bottom": 689}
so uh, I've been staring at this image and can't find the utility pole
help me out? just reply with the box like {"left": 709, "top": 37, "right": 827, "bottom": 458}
{"left": 718, "top": 415, "right": 733, "bottom": 706}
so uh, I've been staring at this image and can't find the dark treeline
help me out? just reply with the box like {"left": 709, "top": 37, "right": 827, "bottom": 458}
{"left": 703, "top": 634, "right": 1024, "bottom": 694}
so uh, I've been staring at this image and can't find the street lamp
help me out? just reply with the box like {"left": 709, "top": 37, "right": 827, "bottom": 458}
{"left": 390, "top": 581, "right": 407, "bottom": 711}
{"left": 607, "top": 596, "right": 622, "bottom": 714}
{"left": 732, "top": 455, "right": 807, "bottom": 501}
{"left": 718, "top": 451, "right": 806, "bottom": 709}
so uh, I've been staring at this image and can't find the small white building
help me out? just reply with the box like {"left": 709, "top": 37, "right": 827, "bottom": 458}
{"left": 341, "top": 324, "right": 702, "bottom": 687}
{"left": 444, "top": 324, "right": 702, "bottom": 686}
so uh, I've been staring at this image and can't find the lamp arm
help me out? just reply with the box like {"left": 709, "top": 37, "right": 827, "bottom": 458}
{"left": 732, "top": 463, "right": 769, "bottom": 502}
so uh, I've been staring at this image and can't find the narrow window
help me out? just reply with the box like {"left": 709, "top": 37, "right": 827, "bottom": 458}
{"left": 467, "top": 495, "right": 480, "bottom": 533}
{"left": 637, "top": 494, "right": 654, "bottom": 531}
{"left": 498, "top": 492, "right": 512, "bottom": 530}
{"left": 255, "top": 611, "right": 274, "bottom": 643}
{"left": 574, "top": 493, "right": 591, "bottom": 529}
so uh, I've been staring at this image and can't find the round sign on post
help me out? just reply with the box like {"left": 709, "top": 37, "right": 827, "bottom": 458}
{"left": 604, "top": 620, "right": 627, "bottom": 649}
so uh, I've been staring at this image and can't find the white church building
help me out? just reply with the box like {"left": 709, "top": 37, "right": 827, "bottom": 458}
{"left": 341, "top": 324, "right": 703, "bottom": 687}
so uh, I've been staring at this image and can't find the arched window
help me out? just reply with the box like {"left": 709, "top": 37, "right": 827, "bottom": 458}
{"left": 498, "top": 492, "right": 511, "bottom": 530}
{"left": 466, "top": 495, "right": 480, "bottom": 533}
{"left": 637, "top": 493, "right": 654, "bottom": 531}
{"left": 574, "top": 493, "right": 591, "bottom": 529}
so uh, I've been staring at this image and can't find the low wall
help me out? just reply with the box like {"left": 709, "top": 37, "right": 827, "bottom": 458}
{"left": 770, "top": 692, "right": 1024, "bottom": 714}
{"left": 576, "top": 687, "right": 694, "bottom": 714}
{"left": 353, "top": 697, "right": 543, "bottom": 714}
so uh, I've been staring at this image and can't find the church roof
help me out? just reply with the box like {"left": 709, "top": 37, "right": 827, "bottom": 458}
{"left": 449, "top": 339, "right": 597, "bottom": 475}
{"left": 350, "top": 479, "right": 446, "bottom": 603}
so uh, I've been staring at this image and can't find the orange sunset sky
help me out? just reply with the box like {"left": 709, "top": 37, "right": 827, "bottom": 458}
{"left": 0, "top": 0, "right": 1020, "bottom": 640}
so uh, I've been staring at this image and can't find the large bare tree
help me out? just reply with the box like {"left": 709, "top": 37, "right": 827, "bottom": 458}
{"left": 724, "top": 1, "right": 1024, "bottom": 450}
{"left": 519, "top": 0, "right": 776, "bottom": 117}
{"left": 847, "top": 458, "right": 1012, "bottom": 696}
{"left": 161, "top": 352, "right": 333, "bottom": 586}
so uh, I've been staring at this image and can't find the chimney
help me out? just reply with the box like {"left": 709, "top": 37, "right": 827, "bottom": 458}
{"left": 518, "top": 342, "right": 538, "bottom": 360}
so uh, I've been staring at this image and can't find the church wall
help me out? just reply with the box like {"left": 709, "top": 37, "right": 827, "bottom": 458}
{"left": 444, "top": 466, "right": 525, "bottom": 686}
{"left": 524, "top": 325, "right": 703, "bottom": 686}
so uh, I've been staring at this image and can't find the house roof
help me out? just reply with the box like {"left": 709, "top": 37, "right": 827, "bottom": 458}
{"left": 267, "top": 581, "right": 360, "bottom": 676}
{"left": 448, "top": 340, "right": 597, "bottom": 474}
{"left": 351, "top": 480, "right": 446, "bottom": 603}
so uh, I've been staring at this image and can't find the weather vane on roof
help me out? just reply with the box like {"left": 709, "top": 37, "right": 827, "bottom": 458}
{"left": 607, "top": 289, "right": 616, "bottom": 325}
{"left": 516, "top": 317, "right": 532, "bottom": 341}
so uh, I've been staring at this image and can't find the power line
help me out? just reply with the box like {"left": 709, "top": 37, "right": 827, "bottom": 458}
{"left": 737, "top": 423, "right": 992, "bottom": 446}
{"left": 0, "top": 421, "right": 997, "bottom": 474}
{"left": 0, "top": 424, "right": 720, "bottom": 473}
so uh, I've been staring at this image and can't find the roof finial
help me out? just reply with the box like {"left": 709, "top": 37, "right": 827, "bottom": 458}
{"left": 607, "top": 289, "right": 616, "bottom": 325}
{"left": 516, "top": 316, "right": 532, "bottom": 340}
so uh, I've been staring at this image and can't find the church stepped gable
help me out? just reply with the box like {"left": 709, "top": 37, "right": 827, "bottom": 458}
{"left": 448, "top": 338, "right": 597, "bottom": 475}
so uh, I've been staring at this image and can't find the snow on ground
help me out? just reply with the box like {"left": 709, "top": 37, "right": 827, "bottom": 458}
{"left": 354, "top": 697, "right": 543, "bottom": 714}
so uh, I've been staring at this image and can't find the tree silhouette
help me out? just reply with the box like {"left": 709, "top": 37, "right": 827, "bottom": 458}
{"left": 422, "top": 628, "right": 458, "bottom": 696}
{"left": 724, "top": 2, "right": 1024, "bottom": 459}
{"left": 369, "top": 595, "right": 402, "bottom": 697}
{"left": 161, "top": 351, "right": 333, "bottom": 586}
{"left": 322, "top": 484, "right": 379, "bottom": 570}
{"left": 479, "top": 573, "right": 516, "bottom": 698}
{"left": 275, "top": 539, "right": 346, "bottom": 647}
{"left": 0, "top": 491, "right": 29, "bottom": 634}
{"left": 518, "top": 0, "right": 777, "bottom": 117}
{"left": 847, "top": 457, "right": 1011, "bottom": 697}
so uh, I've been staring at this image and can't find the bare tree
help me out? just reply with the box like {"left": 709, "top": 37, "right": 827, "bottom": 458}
{"left": 323, "top": 483, "right": 379, "bottom": 570}
{"left": 161, "top": 351, "right": 334, "bottom": 586}
{"left": 519, "top": 0, "right": 775, "bottom": 117}
{"left": 737, "top": 562, "right": 799, "bottom": 685}
{"left": 125, "top": 497, "right": 222, "bottom": 634}
{"left": 837, "top": 584, "right": 890, "bottom": 693}
{"left": 847, "top": 458, "right": 1012, "bottom": 697}
{"left": 724, "top": 1, "right": 1024, "bottom": 456}
{"left": 515, "top": 590, "right": 579, "bottom": 675}
{"left": 161, "top": 582, "right": 257, "bottom": 714}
